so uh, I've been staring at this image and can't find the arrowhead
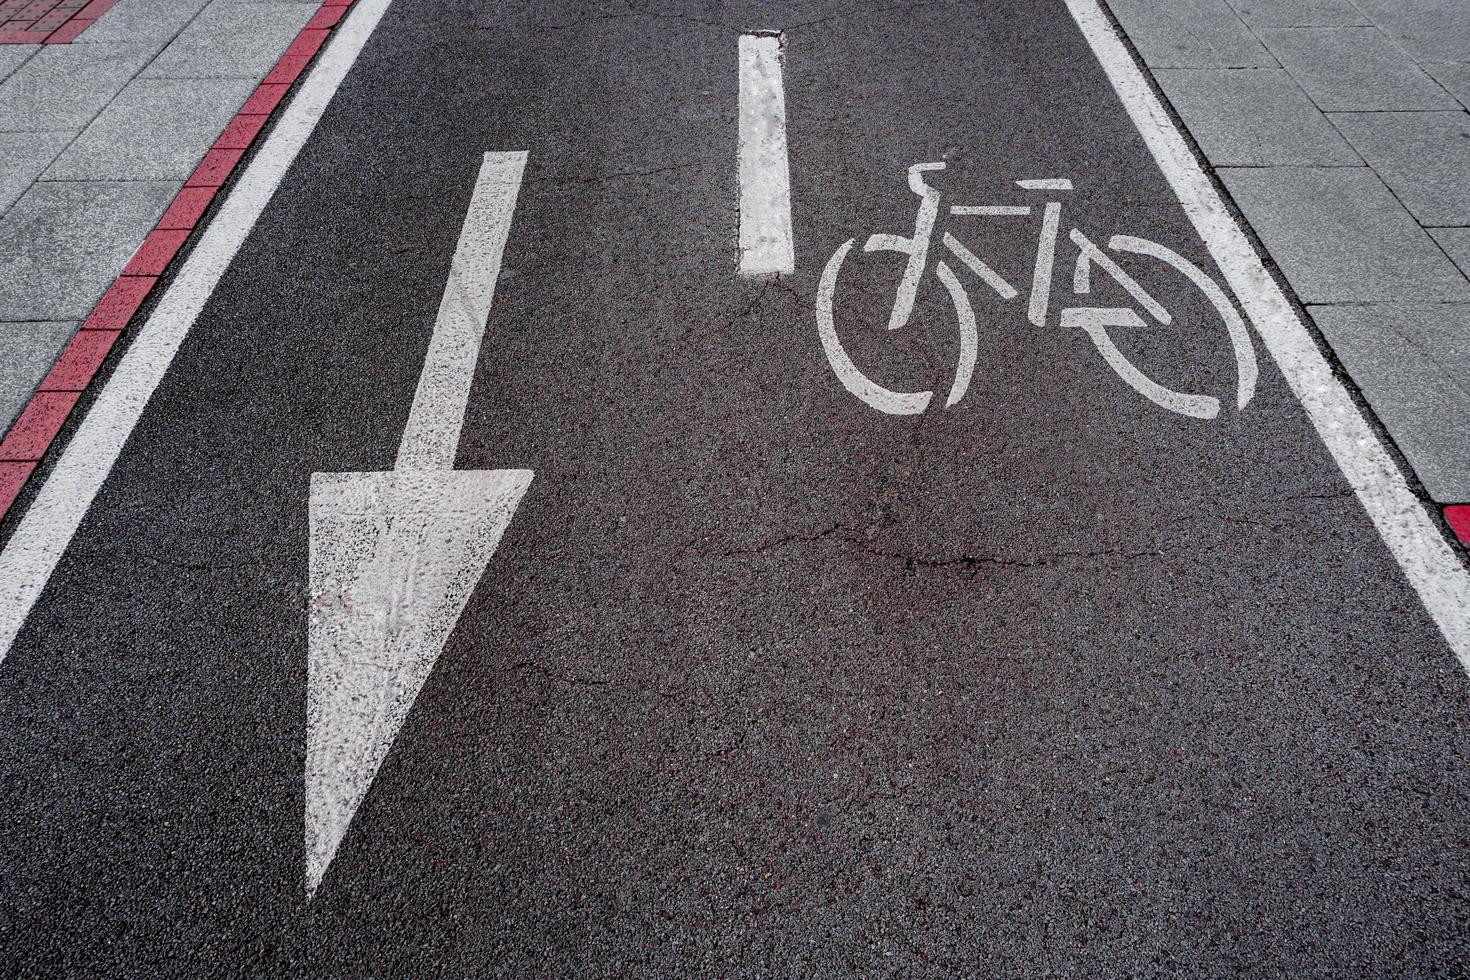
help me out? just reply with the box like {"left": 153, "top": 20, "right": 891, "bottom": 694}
{"left": 304, "top": 468, "right": 532, "bottom": 898}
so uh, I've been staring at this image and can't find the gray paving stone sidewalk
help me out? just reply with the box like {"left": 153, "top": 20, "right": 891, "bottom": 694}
{"left": 0, "top": 0, "right": 316, "bottom": 432}
{"left": 1108, "top": 0, "right": 1470, "bottom": 503}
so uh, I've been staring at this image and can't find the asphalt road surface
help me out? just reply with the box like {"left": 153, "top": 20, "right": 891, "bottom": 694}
{"left": 3, "top": 0, "right": 1469, "bottom": 974}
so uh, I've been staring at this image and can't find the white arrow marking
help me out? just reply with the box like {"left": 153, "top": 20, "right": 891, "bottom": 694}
{"left": 306, "top": 150, "right": 531, "bottom": 898}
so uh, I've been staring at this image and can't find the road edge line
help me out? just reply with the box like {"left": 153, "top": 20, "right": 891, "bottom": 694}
{"left": 1065, "top": 0, "right": 1470, "bottom": 675}
{"left": 0, "top": 0, "right": 395, "bottom": 661}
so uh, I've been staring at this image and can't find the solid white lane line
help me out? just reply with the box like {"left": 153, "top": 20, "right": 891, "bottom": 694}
{"left": 0, "top": 0, "right": 395, "bottom": 662}
{"left": 396, "top": 151, "right": 525, "bottom": 471}
{"left": 1064, "top": 0, "right": 1470, "bottom": 674}
{"left": 738, "top": 32, "right": 795, "bottom": 276}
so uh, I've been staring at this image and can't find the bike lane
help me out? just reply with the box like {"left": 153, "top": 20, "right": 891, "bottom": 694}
{"left": 2, "top": 0, "right": 1469, "bottom": 973}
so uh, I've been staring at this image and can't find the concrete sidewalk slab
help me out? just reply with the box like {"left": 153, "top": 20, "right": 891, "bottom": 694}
{"left": 44, "top": 77, "right": 255, "bottom": 180}
{"left": 74, "top": 0, "right": 213, "bottom": 48}
{"left": 0, "top": 42, "right": 156, "bottom": 131}
{"left": 1103, "top": 0, "right": 1276, "bottom": 68}
{"left": 0, "top": 47, "right": 36, "bottom": 86}
{"left": 1154, "top": 68, "right": 1359, "bottom": 166}
{"left": 140, "top": 0, "right": 316, "bottom": 78}
{"left": 1330, "top": 110, "right": 1470, "bottom": 227}
{"left": 0, "top": 180, "right": 180, "bottom": 321}
{"left": 0, "top": 131, "right": 72, "bottom": 215}
{"left": 0, "top": 321, "right": 75, "bottom": 431}
{"left": 1351, "top": 0, "right": 1470, "bottom": 66}
{"left": 1219, "top": 167, "right": 1470, "bottom": 303}
{"left": 1225, "top": 0, "right": 1369, "bottom": 28}
{"left": 1255, "top": 26, "right": 1459, "bottom": 110}
{"left": 1424, "top": 64, "right": 1470, "bottom": 109}
{"left": 1310, "top": 304, "right": 1470, "bottom": 501}
{"left": 1432, "top": 229, "right": 1470, "bottom": 279}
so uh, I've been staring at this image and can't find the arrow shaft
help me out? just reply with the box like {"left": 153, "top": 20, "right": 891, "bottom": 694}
{"left": 396, "top": 150, "right": 527, "bottom": 470}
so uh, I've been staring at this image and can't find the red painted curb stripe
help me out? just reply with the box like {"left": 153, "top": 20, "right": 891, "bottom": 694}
{"left": 38, "top": 329, "right": 120, "bottom": 390}
{"left": 0, "top": 391, "right": 80, "bottom": 461}
{"left": 263, "top": 53, "right": 312, "bottom": 86}
{"left": 121, "top": 228, "right": 189, "bottom": 276}
{"left": 0, "top": 0, "right": 357, "bottom": 521}
{"left": 157, "top": 186, "right": 217, "bottom": 230}
{"left": 82, "top": 276, "right": 156, "bottom": 330}
{"left": 241, "top": 83, "right": 292, "bottom": 115}
{"left": 1445, "top": 506, "right": 1470, "bottom": 546}
{"left": 0, "top": 462, "right": 36, "bottom": 516}
{"left": 307, "top": 5, "right": 344, "bottom": 28}
{"left": 185, "top": 146, "right": 247, "bottom": 187}
{"left": 283, "top": 26, "right": 330, "bottom": 61}
{"left": 39, "top": 329, "right": 121, "bottom": 391}
{"left": 215, "top": 113, "right": 268, "bottom": 150}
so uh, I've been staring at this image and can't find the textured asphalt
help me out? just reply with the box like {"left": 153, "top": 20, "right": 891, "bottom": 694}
{"left": 3, "top": 0, "right": 1470, "bottom": 975}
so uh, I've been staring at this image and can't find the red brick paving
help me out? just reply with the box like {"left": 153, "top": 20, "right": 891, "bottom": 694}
{"left": 0, "top": 0, "right": 112, "bottom": 42}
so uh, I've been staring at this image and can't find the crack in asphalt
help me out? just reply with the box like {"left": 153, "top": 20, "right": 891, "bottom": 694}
{"left": 526, "top": 157, "right": 720, "bottom": 191}
{"left": 693, "top": 515, "right": 1312, "bottom": 575}
{"left": 681, "top": 273, "right": 805, "bottom": 345}
{"left": 703, "top": 520, "right": 1167, "bottom": 571}
{"left": 532, "top": 0, "right": 953, "bottom": 35}
{"left": 781, "top": 0, "right": 954, "bottom": 31}
{"left": 500, "top": 659, "right": 613, "bottom": 687}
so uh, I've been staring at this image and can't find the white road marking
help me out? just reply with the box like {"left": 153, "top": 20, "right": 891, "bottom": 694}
{"left": 738, "top": 33, "right": 794, "bottom": 275}
{"left": 942, "top": 231, "right": 1017, "bottom": 300}
{"left": 1026, "top": 201, "right": 1062, "bottom": 326}
{"left": 308, "top": 471, "right": 530, "bottom": 897}
{"left": 307, "top": 152, "right": 532, "bottom": 898}
{"left": 1065, "top": 0, "right": 1470, "bottom": 672}
{"left": 0, "top": 0, "right": 395, "bottom": 663}
{"left": 816, "top": 239, "right": 934, "bottom": 415}
{"left": 1061, "top": 307, "right": 1221, "bottom": 419}
{"left": 1018, "top": 178, "right": 1073, "bottom": 191}
{"left": 1070, "top": 228, "right": 1171, "bottom": 324}
{"left": 933, "top": 259, "right": 979, "bottom": 407}
{"left": 396, "top": 153, "right": 524, "bottom": 470}
{"left": 1110, "top": 233, "right": 1258, "bottom": 409}
{"left": 950, "top": 205, "right": 1032, "bottom": 217}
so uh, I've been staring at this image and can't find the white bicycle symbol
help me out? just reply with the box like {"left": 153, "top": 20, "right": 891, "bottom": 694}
{"left": 816, "top": 163, "right": 1258, "bottom": 418}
